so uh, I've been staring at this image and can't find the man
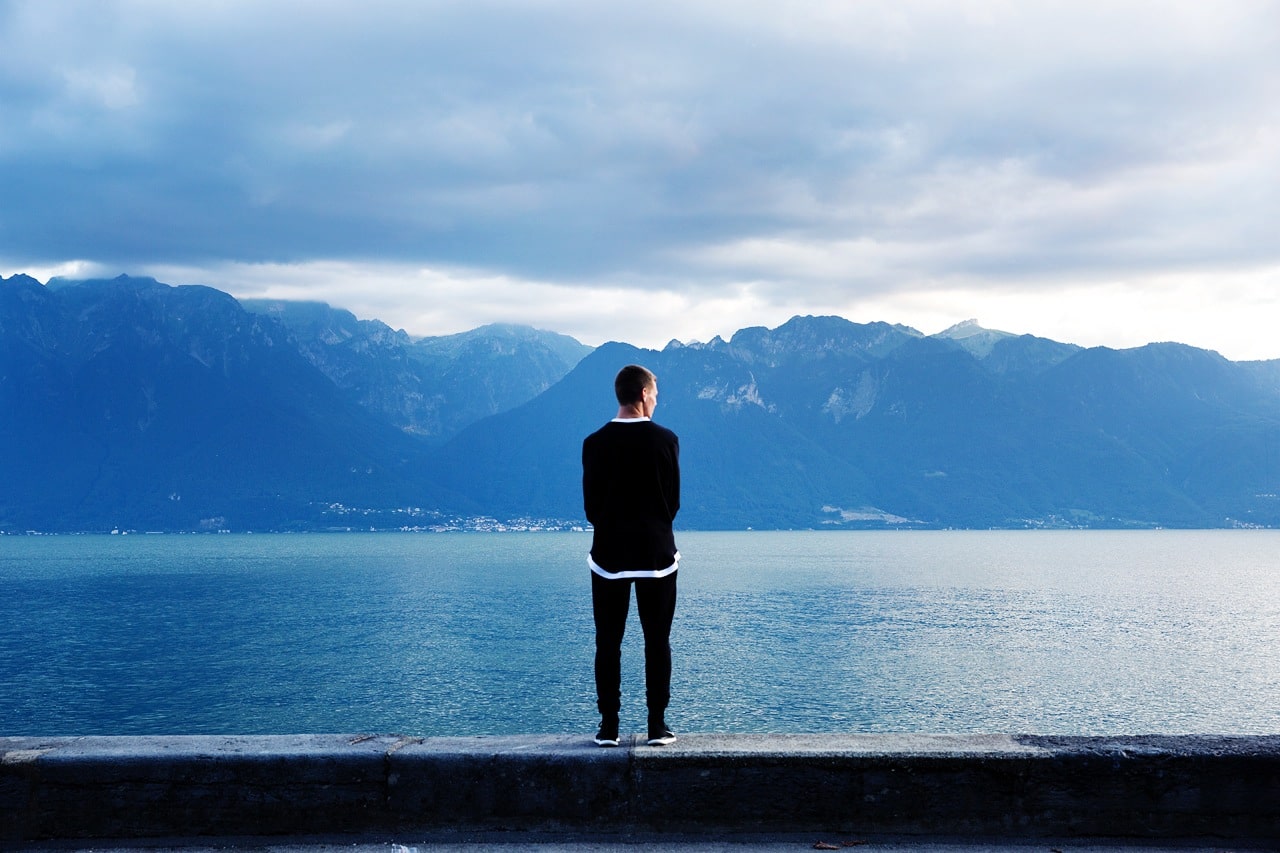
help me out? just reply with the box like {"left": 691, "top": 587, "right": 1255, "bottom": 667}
{"left": 582, "top": 364, "right": 681, "bottom": 747}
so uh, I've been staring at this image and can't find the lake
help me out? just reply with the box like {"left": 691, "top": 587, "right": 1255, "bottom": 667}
{"left": 1, "top": 529, "right": 1277, "bottom": 738}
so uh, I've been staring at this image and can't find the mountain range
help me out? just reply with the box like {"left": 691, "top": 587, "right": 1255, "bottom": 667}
{"left": 3, "top": 273, "right": 1279, "bottom": 532}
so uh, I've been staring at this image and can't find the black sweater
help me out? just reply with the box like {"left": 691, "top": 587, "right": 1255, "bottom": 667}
{"left": 582, "top": 419, "right": 680, "bottom": 572}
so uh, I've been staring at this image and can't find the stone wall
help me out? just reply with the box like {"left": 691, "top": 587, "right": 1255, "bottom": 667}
{"left": 4, "top": 733, "right": 1279, "bottom": 841}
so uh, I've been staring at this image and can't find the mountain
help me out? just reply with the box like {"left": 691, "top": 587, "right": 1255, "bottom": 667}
{"left": 438, "top": 317, "right": 1280, "bottom": 529}
{"left": 240, "top": 299, "right": 592, "bottom": 443}
{"left": 935, "top": 318, "right": 1081, "bottom": 374}
{"left": 5, "top": 274, "right": 1280, "bottom": 531}
{"left": 0, "top": 275, "right": 461, "bottom": 532}
{"left": 432, "top": 337, "right": 878, "bottom": 529}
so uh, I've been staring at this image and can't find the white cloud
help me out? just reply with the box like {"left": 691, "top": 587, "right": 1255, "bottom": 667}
{"left": 110, "top": 256, "right": 1280, "bottom": 362}
{"left": 842, "top": 265, "right": 1280, "bottom": 360}
{"left": 1, "top": 260, "right": 114, "bottom": 283}
{"left": 60, "top": 65, "right": 140, "bottom": 110}
{"left": 1, "top": 0, "right": 1278, "bottom": 358}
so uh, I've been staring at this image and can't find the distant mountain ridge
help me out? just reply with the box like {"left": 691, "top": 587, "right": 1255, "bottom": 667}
{"left": 240, "top": 298, "right": 591, "bottom": 443}
{"left": 1, "top": 275, "right": 454, "bottom": 531}
{"left": 434, "top": 316, "right": 1280, "bottom": 529}
{"left": 3, "top": 273, "right": 1279, "bottom": 531}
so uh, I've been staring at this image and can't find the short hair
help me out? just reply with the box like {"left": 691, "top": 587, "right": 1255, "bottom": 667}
{"left": 614, "top": 364, "right": 656, "bottom": 405}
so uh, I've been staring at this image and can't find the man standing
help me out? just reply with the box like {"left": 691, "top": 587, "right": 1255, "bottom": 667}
{"left": 582, "top": 364, "right": 680, "bottom": 747}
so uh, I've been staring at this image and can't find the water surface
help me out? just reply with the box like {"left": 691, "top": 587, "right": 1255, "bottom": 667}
{"left": 2, "top": 530, "right": 1277, "bottom": 737}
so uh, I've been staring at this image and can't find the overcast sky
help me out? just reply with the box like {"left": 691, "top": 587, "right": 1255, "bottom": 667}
{"left": 2, "top": 1, "right": 1278, "bottom": 358}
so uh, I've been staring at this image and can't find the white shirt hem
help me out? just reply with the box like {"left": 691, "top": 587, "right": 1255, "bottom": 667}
{"left": 588, "top": 552, "right": 680, "bottom": 580}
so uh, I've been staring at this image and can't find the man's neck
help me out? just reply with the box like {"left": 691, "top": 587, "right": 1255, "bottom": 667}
{"left": 615, "top": 404, "right": 646, "bottom": 419}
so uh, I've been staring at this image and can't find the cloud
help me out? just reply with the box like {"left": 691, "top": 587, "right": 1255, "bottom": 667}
{"left": 1, "top": 0, "right": 1279, "bottom": 357}
{"left": 127, "top": 255, "right": 1279, "bottom": 363}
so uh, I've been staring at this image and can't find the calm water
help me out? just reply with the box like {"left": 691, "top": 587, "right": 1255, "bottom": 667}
{"left": 1, "top": 530, "right": 1278, "bottom": 737}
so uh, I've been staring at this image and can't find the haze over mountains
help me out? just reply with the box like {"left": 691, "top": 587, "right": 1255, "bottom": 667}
{"left": 3, "top": 273, "right": 1279, "bottom": 532}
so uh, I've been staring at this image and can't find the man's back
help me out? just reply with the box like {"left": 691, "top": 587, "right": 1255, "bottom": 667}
{"left": 582, "top": 419, "right": 680, "bottom": 572}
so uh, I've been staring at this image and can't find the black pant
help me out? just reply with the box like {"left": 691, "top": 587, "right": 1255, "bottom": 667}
{"left": 592, "top": 570, "right": 678, "bottom": 720}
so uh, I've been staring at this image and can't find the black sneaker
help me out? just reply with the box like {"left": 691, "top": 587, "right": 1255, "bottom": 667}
{"left": 646, "top": 727, "right": 677, "bottom": 746}
{"left": 594, "top": 718, "right": 620, "bottom": 747}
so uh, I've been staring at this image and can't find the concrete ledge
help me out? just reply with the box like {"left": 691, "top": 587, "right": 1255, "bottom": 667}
{"left": 3, "top": 734, "right": 1280, "bottom": 841}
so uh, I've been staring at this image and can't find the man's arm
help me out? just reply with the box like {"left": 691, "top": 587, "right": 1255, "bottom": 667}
{"left": 582, "top": 435, "right": 602, "bottom": 526}
{"left": 664, "top": 433, "right": 680, "bottom": 521}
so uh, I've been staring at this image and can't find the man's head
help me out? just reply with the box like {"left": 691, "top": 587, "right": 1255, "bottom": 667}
{"left": 615, "top": 364, "right": 658, "bottom": 415}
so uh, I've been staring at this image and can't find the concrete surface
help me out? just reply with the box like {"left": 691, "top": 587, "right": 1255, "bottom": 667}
{"left": 3, "top": 733, "right": 1280, "bottom": 843}
{"left": 3, "top": 835, "right": 1274, "bottom": 853}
